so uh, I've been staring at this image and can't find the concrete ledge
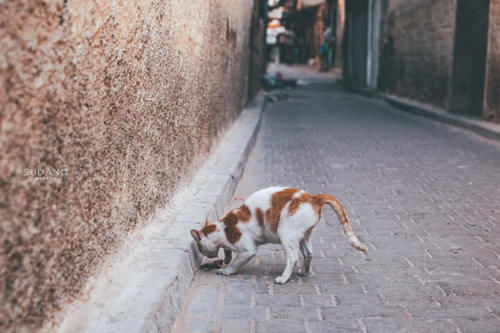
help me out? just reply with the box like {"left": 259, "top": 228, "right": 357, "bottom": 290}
{"left": 384, "top": 94, "right": 500, "bottom": 141}
{"left": 46, "top": 93, "right": 266, "bottom": 333}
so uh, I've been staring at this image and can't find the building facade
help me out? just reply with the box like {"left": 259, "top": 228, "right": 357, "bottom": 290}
{"left": 0, "top": 0, "right": 264, "bottom": 331}
{"left": 341, "top": 0, "right": 500, "bottom": 123}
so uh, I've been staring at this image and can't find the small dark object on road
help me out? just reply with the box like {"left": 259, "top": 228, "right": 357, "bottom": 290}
{"left": 262, "top": 71, "right": 297, "bottom": 90}
{"left": 200, "top": 259, "right": 224, "bottom": 271}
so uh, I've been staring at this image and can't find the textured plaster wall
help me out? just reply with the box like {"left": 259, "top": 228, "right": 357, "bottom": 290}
{"left": 378, "top": 0, "right": 457, "bottom": 108}
{"left": 0, "top": 0, "right": 253, "bottom": 331}
{"left": 485, "top": 0, "right": 500, "bottom": 122}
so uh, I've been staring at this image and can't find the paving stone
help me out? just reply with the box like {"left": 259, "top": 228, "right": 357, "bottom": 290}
{"left": 302, "top": 294, "right": 339, "bottom": 307}
{"left": 221, "top": 306, "right": 266, "bottom": 321}
{"left": 185, "top": 318, "right": 216, "bottom": 333}
{"left": 307, "top": 319, "right": 361, "bottom": 333}
{"left": 184, "top": 285, "right": 220, "bottom": 315}
{"left": 273, "top": 284, "right": 319, "bottom": 295}
{"left": 220, "top": 319, "right": 251, "bottom": 333}
{"left": 224, "top": 292, "right": 251, "bottom": 307}
{"left": 453, "top": 318, "right": 500, "bottom": 333}
{"left": 364, "top": 318, "right": 456, "bottom": 333}
{"left": 270, "top": 306, "right": 322, "bottom": 321}
{"left": 321, "top": 304, "right": 404, "bottom": 320}
{"left": 255, "top": 319, "right": 306, "bottom": 333}
{"left": 255, "top": 294, "right": 301, "bottom": 307}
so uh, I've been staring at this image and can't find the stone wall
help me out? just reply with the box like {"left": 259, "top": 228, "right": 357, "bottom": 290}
{"left": 485, "top": 0, "right": 500, "bottom": 122}
{"left": 378, "top": 0, "right": 457, "bottom": 108}
{"left": 0, "top": 0, "right": 255, "bottom": 331}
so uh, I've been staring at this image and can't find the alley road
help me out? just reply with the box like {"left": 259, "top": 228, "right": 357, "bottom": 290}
{"left": 172, "top": 66, "right": 500, "bottom": 333}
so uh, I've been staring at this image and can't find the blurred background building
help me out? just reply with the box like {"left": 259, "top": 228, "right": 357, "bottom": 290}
{"left": 265, "top": 0, "right": 500, "bottom": 122}
{"left": 266, "top": 0, "right": 338, "bottom": 68}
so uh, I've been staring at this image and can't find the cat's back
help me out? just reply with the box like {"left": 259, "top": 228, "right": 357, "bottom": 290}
{"left": 245, "top": 186, "right": 292, "bottom": 210}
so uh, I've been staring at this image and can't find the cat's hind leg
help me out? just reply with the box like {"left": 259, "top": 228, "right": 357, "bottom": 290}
{"left": 298, "top": 238, "right": 313, "bottom": 276}
{"left": 275, "top": 238, "right": 300, "bottom": 284}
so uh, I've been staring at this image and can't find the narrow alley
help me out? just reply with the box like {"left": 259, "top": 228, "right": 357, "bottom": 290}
{"left": 3, "top": 1, "right": 500, "bottom": 332}
{"left": 172, "top": 66, "right": 500, "bottom": 333}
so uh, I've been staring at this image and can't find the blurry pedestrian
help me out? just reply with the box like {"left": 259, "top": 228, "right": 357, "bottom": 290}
{"left": 320, "top": 26, "right": 333, "bottom": 71}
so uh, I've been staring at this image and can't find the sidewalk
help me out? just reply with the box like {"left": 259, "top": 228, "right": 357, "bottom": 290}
{"left": 172, "top": 67, "right": 500, "bottom": 333}
{"left": 384, "top": 94, "right": 500, "bottom": 142}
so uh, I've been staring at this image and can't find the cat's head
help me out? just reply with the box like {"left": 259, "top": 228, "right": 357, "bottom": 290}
{"left": 190, "top": 219, "right": 220, "bottom": 258}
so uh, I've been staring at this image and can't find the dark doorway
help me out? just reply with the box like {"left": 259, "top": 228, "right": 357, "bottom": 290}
{"left": 450, "top": 0, "right": 489, "bottom": 116}
{"left": 344, "top": 0, "right": 368, "bottom": 89}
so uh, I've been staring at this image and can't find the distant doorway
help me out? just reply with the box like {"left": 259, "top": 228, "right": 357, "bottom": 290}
{"left": 344, "top": 0, "right": 368, "bottom": 89}
{"left": 343, "top": 0, "right": 380, "bottom": 90}
{"left": 450, "top": 0, "right": 490, "bottom": 116}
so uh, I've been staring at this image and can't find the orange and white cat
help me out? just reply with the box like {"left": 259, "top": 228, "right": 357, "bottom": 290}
{"left": 190, "top": 187, "right": 367, "bottom": 284}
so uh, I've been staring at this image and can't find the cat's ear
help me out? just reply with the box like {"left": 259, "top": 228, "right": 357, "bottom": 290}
{"left": 190, "top": 229, "right": 201, "bottom": 242}
{"left": 205, "top": 218, "right": 211, "bottom": 226}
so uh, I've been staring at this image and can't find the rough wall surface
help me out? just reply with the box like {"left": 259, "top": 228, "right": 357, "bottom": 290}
{"left": 0, "top": 0, "right": 253, "bottom": 331}
{"left": 485, "top": 0, "right": 500, "bottom": 122}
{"left": 378, "top": 0, "right": 457, "bottom": 108}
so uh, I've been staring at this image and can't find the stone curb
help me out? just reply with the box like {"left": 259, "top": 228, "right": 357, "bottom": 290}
{"left": 49, "top": 93, "right": 266, "bottom": 333}
{"left": 383, "top": 94, "right": 500, "bottom": 141}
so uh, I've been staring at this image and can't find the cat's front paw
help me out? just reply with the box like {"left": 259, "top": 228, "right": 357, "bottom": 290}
{"left": 274, "top": 276, "right": 289, "bottom": 284}
{"left": 296, "top": 268, "right": 308, "bottom": 277}
{"left": 216, "top": 267, "right": 236, "bottom": 276}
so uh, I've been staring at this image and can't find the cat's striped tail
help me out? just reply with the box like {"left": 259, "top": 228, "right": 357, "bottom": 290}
{"left": 315, "top": 194, "right": 368, "bottom": 253}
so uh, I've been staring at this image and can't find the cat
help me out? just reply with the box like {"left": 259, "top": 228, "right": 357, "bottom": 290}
{"left": 190, "top": 187, "right": 368, "bottom": 284}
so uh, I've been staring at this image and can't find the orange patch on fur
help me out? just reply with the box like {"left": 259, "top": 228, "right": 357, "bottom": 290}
{"left": 265, "top": 188, "right": 299, "bottom": 232}
{"left": 288, "top": 193, "right": 322, "bottom": 219}
{"left": 222, "top": 212, "right": 242, "bottom": 243}
{"left": 235, "top": 204, "right": 251, "bottom": 222}
{"left": 201, "top": 224, "right": 216, "bottom": 236}
{"left": 256, "top": 208, "right": 264, "bottom": 226}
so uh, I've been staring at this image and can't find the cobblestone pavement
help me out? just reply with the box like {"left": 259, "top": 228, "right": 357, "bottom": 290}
{"left": 172, "top": 66, "right": 500, "bottom": 333}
